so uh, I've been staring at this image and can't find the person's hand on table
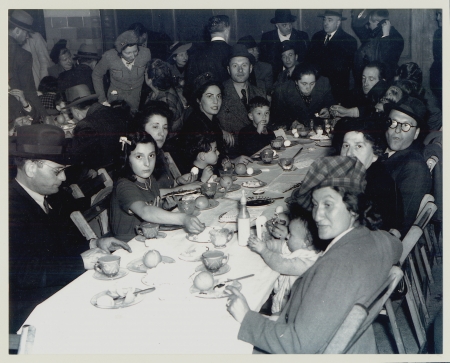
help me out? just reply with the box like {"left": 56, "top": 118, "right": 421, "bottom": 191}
{"left": 183, "top": 215, "right": 205, "bottom": 234}
{"left": 225, "top": 285, "right": 251, "bottom": 324}
{"left": 231, "top": 155, "right": 253, "bottom": 165}
{"left": 176, "top": 172, "right": 198, "bottom": 185}
{"left": 162, "top": 195, "right": 178, "bottom": 210}
{"left": 330, "top": 105, "right": 358, "bottom": 118}
{"left": 247, "top": 235, "right": 268, "bottom": 255}
{"left": 318, "top": 107, "right": 330, "bottom": 118}
{"left": 81, "top": 247, "right": 109, "bottom": 270}
{"left": 96, "top": 237, "right": 132, "bottom": 253}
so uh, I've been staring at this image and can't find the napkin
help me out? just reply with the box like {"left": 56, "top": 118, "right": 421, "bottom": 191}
{"left": 293, "top": 159, "right": 315, "bottom": 170}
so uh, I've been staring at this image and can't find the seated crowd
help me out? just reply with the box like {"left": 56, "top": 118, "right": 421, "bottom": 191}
{"left": 8, "top": 9, "right": 442, "bottom": 353}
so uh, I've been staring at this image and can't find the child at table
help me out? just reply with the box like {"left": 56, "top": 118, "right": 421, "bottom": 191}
{"left": 180, "top": 133, "right": 220, "bottom": 183}
{"left": 238, "top": 96, "right": 275, "bottom": 156}
{"left": 110, "top": 131, "right": 205, "bottom": 241}
{"left": 248, "top": 203, "right": 320, "bottom": 314}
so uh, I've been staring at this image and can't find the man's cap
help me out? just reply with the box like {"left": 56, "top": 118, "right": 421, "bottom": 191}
{"left": 169, "top": 42, "right": 192, "bottom": 57}
{"left": 9, "top": 124, "right": 72, "bottom": 164}
{"left": 317, "top": 9, "right": 347, "bottom": 21}
{"left": 9, "top": 10, "right": 34, "bottom": 33}
{"left": 281, "top": 40, "right": 297, "bottom": 54}
{"left": 73, "top": 43, "right": 101, "bottom": 60}
{"left": 114, "top": 30, "right": 139, "bottom": 52}
{"left": 385, "top": 96, "right": 427, "bottom": 128}
{"left": 271, "top": 9, "right": 297, "bottom": 24}
{"left": 293, "top": 156, "right": 367, "bottom": 211}
{"left": 237, "top": 35, "right": 258, "bottom": 49}
{"left": 224, "top": 44, "right": 255, "bottom": 67}
{"left": 63, "top": 84, "right": 98, "bottom": 109}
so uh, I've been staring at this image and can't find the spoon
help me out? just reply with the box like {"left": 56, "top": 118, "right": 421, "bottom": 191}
{"left": 292, "top": 147, "right": 304, "bottom": 161}
{"left": 112, "top": 287, "right": 156, "bottom": 300}
{"left": 213, "top": 274, "right": 255, "bottom": 289}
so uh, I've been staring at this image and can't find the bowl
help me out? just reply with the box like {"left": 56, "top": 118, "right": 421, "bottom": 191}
{"left": 299, "top": 130, "right": 309, "bottom": 137}
{"left": 278, "top": 158, "right": 294, "bottom": 171}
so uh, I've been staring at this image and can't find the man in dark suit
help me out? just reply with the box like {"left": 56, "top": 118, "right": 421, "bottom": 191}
{"left": 270, "top": 63, "right": 334, "bottom": 130}
{"left": 185, "top": 15, "right": 232, "bottom": 87}
{"left": 259, "top": 9, "right": 309, "bottom": 81}
{"left": 9, "top": 124, "right": 131, "bottom": 332}
{"left": 237, "top": 35, "right": 273, "bottom": 96}
{"left": 216, "top": 44, "right": 265, "bottom": 158}
{"left": 305, "top": 10, "right": 357, "bottom": 104}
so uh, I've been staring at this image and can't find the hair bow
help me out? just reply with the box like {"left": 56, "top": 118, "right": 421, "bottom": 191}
{"left": 119, "top": 136, "right": 132, "bottom": 150}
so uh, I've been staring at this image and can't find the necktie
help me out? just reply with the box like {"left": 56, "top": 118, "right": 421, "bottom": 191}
{"left": 43, "top": 198, "right": 50, "bottom": 214}
{"left": 241, "top": 89, "right": 247, "bottom": 106}
{"left": 379, "top": 152, "right": 390, "bottom": 162}
{"left": 324, "top": 34, "right": 331, "bottom": 45}
{"left": 301, "top": 94, "right": 312, "bottom": 107}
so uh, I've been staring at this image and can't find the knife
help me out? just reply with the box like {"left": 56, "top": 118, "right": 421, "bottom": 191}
{"left": 214, "top": 274, "right": 255, "bottom": 289}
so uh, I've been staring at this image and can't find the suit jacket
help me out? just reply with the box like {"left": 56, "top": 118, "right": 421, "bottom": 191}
{"left": 48, "top": 63, "right": 67, "bottom": 79}
{"left": 238, "top": 227, "right": 402, "bottom": 353}
{"left": 252, "top": 61, "right": 273, "bottom": 95}
{"left": 306, "top": 27, "right": 357, "bottom": 102}
{"left": 57, "top": 64, "right": 95, "bottom": 94}
{"left": 22, "top": 32, "right": 51, "bottom": 89}
{"left": 382, "top": 143, "right": 432, "bottom": 236}
{"left": 185, "top": 40, "right": 231, "bottom": 86}
{"left": 270, "top": 77, "right": 334, "bottom": 129}
{"left": 9, "top": 180, "right": 87, "bottom": 332}
{"left": 259, "top": 29, "right": 309, "bottom": 80}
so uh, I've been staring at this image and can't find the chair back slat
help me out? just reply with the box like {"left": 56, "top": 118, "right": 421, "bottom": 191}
{"left": 416, "top": 194, "right": 434, "bottom": 218}
{"left": 414, "top": 202, "right": 437, "bottom": 230}
{"left": 399, "top": 226, "right": 423, "bottom": 265}
{"left": 9, "top": 325, "right": 36, "bottom": 354}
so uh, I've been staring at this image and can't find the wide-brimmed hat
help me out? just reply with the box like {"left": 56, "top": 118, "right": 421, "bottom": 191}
{"left": 63, "top": 84, "right": 98, "bottom": 109}
{"left": 237, "top": 35, "right": 258, "bottom": 49}
{"left": 271, "top": 9, "right": 296, "bottom": 24}
{"left": 385, "top": 96, "right": 427, "bottom": 128}
{"left": 73, "top": 43, "right": 101, "bottom": 60}
{"left": 9, "top": 10, "right": 34, "bottom": 33}
{"left": 352, "top": 9, "right": 370, "bottom": 27}
{"left": 317, "top": 9, "right": 347, "bottom": 21}
{"left": 114, "top": 30, "right": 139, "bottom": 52}
{"left": 293, "top": 156, "right": 367, "bottom": 211}
{"left": 224, "top": 44, "right": 255, "bottom": 66}
{"left": 169, "top": 42, "right": 192, "bottom": 57}
{"left": 9, "top": 124, "right": 71, "bottom": 164}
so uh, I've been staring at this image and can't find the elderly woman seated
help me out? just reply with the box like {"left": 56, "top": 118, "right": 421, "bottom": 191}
{"left": 48, "top": 39, "right": 74, "bottom": 78}
{"left": 225, "top": 156, "right": 402, "bottom": 353}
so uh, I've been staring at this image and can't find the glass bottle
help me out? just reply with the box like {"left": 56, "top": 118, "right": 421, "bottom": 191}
{"left": 238, "top": 190, "right": 250, "bottom": 246}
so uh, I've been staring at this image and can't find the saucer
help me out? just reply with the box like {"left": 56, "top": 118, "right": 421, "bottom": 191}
{"left": 195, "top": 263, "right": 231, "bottom": 276}
{"left": 242, "top": 180, "right": 267, "bottom": 188}
{"left": 135, "top": 231, "right": 167, "bottom": 242}
{"left": 179, "top": 245, "right": 210, "bottom": 262}
{"left": 189, "top": 280, "right": 241, "bottom": 299}
{"left": 159, "top": 224, "right": 183, "bottom": 231}
{"left": 256, "top": 160, "right": 278, "bottom": 166}
{"left": 91, "top": 288, "right": 145, "bottom": 309}
{"left": 93, "top": 268, "right": 129, "bottom": 281}
{"left": 246, "top": 197, "right": 274, "bottom": 207}
{"left": 195, "top": 199, "right": 219, "bottom": 211}
{"left": 279, "top": 165, "right": 298, "bottom": 172}
{"left": 127, "top": 256, "right": 175, "bottom": 273}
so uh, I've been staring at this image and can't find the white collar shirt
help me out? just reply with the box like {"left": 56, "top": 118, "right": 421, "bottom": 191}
{"left": 16, "top": 178, "right": 51, "bottom": 214}
{"left": 121, "top": 57, "right": 135, "bottom": 70}
{"left": 278, "top": 29, "right": 291, "bottom": 42}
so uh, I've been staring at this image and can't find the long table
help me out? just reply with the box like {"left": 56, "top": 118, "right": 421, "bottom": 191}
{"left": 20, "top": 136, "right": 331, "bottom": 354}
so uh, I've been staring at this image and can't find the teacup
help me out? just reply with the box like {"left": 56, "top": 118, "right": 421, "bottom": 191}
{"left": 260, "top": 148, "right": 274, "bottom": 163}
{"left": 201, "top": 250, "right": 229, "bottom": 273}
{"left": 315, "top": 125, "right": 324, "bottom": 136}
{"left": 209, "top": 228, "right": 234, "bottom": 248}
{"left": 94, "top": 255, "right": 121, "bottom": 278}
{"left": 279, "top": 157, "right": 294, "bottom": 171}
{"left": 177, "top": 199, "right": 196, "bottom": 215}
{"left": 271, "top": 139, "right": 283, "bottom": 150}
{"left": 200, "top": 182, "right": 218, "bottom": 199}
{"left": 135, "top": 222, "right": 160, "bottom": 239}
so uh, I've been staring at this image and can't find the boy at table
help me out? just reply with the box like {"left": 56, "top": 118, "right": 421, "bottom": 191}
{"left": 238, "top": 96, "right": 275, "bottom": 156}
{"left": 179, "top": 133, "right": 220, "bottom": 183}
{"left": 9, "top": 124, "right": 131, "bottom": 333}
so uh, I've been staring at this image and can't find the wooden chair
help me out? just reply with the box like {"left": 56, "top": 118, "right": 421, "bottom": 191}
{"left": 70, "top": 168, "right": 113, "bottom": 204}
{"left": 323, "top": 266, "right": 403, "bottom": 353}
{"left": 164, "top": 152, "right": 181, "bottom": 180}
{"left": 9, "top": 325, "right": 36, "bottom": 354}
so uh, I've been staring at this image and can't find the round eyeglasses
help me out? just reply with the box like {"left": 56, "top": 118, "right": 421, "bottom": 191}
{"left": 388, "top": 119, "right": 417, "bottom": 132}
{"left": 36, "top": 161, "right": 68, "bottom": 176}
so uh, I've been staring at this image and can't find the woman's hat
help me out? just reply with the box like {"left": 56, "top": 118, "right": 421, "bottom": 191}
{"left": 9, "top": 124, "right": 72, "bottom": 164}
{"left": 294, "top": 156, "right": 367, "bottom": 211}
{"left": 237, "top": 35, "right": 258, "bottom": 49}
{"left": 9, "top": 10, "right": 34, "bottom": 33}
{"left": 193, "top": 72, "right": 218, "bottom": 96}
{"left": 169, "top": 42, "right": 192, "bottom": 57}
{"left": 270, "top": 9, "right": 297, "bottom": 24}
{"left": 317, "top": 10, "right": 347, "bottom": 21}
{"left": 73, "top": 43, "right": 101, "bottom": 60}
{"left": 63, "top": 84, "right": 98, "bottom": 109}
{"left": 224, "top": 44, "right": 255, "bottom": 66}
{"left": 114, "top": 30, "right": 139, "bottom": 52}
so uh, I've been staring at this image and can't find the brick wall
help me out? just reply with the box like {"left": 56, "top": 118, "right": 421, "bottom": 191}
{"left": 43, "top": 10, "right": 102, "bottom": 58}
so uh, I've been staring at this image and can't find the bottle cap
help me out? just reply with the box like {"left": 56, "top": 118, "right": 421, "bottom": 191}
{"left": 240, "top": 190, "right": 247, "bottom": 205}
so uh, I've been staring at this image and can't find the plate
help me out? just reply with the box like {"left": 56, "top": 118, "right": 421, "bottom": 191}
{"left": 246, "top": 197, "right": 274, "bottom": 207}
{"left": 135, "top": 231, "right": 167, "bottom": 242}
{"left": 91, "top": 288, "right": 145, "bottom": 309}
{"left": 195, "top": 199, "right": 219, "bottom": 211}
{"left": 227, "top": 183, "right": 241, "bottom": 192}
{"left": 256, "top": 160, "right": 278, "bottom": 166}
{"left": 179, "top": 245, "right": 210, "bottom": 262}
{"left": 159, "top": 224, "right": 183, "bottom": 231}
{"left": 242, "top": 180, "right": 267, "bottom": 188}
{"left": 234, "top": 169, "right": 262, "bottom": 177}
{"left": 279, "top": 165, "right": 298, "bottom": 172}
{"left": 213, "top": 176, "right": 237, "bottom": 182}
{"left": 295, "top": 138, "right": 315, "bottom": 144}
{"left": 251, "top": 154, "right": 279, "bottom": 160}
{"left": 186, "top": 227, "right": 216, "bottom": 243}
{"left": 310, "top": 134, "right": 330, "bottom": 141}
{"left": 93, "top": 268, "right": 129, "bottom": 281}
{"left": 315, "top": 140, "right": 333, "bottom": 147}
{"left": 127, "top": 256, "right": 175, "bottom": 273}
{"left": 195, "top": 263, "right": 231, "bottom": 276}
{"left": 190, "top": 280, "right": 242, "bottom": 299}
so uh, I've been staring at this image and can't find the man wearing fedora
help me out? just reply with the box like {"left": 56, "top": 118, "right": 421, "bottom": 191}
{"left": 382, "top": 97, "right": 431, "bottom": 236}
{"left": 8, "top": 9, "right": 48, "bottom": 122}
{"left": 216, "top": 44, "right": 265, "bottom": 157}
{"left": 274, "top": 40, "right": 300, "bottom": 87}
{"left": 9, "top": 124, "right": 131, "bottom": 332}
{"left": 305, "top": 10, "right": 357, "bottom": 104}
{"left": 57, "top": 43, "right": 101, "bottom": 94}
{"left": 65, "top": 84, "right": 128, "bottom": 175}
{"left": 259, "top": 10, "right": 309, "bottom": 81}
{"left": 237, "top": 35, "right": 273, "bottom": 96}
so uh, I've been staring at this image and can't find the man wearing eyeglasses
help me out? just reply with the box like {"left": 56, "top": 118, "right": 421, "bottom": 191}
{"left": 382, "top": 97, "right": 432, "bottom": 236}
{"left": 9, "top": 124, "right": 131, "bottom": 333}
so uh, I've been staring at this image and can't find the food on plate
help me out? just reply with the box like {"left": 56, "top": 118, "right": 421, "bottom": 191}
{"left": 242, "top": 180, "right": 263, "bottom": 188}
{"left": 235, "top": 163, "right": 247, "bottom": 175}
{"left": 284, "top": 140, "right": 291, "bottom": 147}
{"left": 143, "top": 250, "right": 162, "bottom": 268}
{"left": 246, "top": 167, "right": 254, "bottom": 175}
{"left": 124, "top": 287, "right": 136, "bottom": 304}
{"left": 195, "top": 196, "right": 209, "bottom": 209}
{"left": 219, "top": 176, "right": 233, "bottom": 190}
{"left": 96, "top": 295, "right": 115, "bottom": 307}
{"left": 222, "top": 160, "right": 233, "bottom": 170}
{"left": 191, "top": 166, "right": 199, "bottom": 175}
{"left": 293, "top": 132, "right": 299, "bottom": 138}
{"left": 193, "top": 271, "right": 214, "bottom": 291}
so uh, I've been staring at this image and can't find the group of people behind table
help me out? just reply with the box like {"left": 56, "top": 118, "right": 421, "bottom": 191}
{"left": 8, "top": 9, "right": 441, "bottom": 353}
